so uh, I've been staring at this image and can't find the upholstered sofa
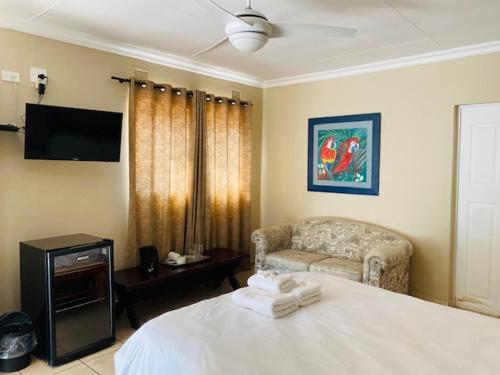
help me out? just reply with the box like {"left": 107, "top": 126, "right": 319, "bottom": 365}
{"left": 251, "top": 217, "right": 413, "bottom": 294}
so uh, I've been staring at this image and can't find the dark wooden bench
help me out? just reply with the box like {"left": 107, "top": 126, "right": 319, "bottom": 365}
{"left": 114, "top": 248, "right": 248, "bottom": 328}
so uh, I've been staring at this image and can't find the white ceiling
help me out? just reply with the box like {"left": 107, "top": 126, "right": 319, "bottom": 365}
{"left": 1, "top": 0, "right": 500, "bottom": 86}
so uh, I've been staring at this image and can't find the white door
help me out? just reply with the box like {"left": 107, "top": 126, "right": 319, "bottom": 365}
{"left": 455, "top": 103, "right": 500, "bottom": 316}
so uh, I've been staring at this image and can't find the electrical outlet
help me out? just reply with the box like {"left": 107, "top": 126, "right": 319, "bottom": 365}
{"left": 30, "top": 67, "right": 47, "bottom": 86}
{"left": 1, "top": 70, "right": 21, "bottom": 82}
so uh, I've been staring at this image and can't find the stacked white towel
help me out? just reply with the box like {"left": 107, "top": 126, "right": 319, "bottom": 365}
{"left": 247, "top": 271, "right": 296, "bottom": 293}
{"left": 231, "top": 287, "right": 299, "bottom": 319}
{"left": 231, "top": 272, "right": 323, "bottom": 318}
{"left": 290, "top": 281, "right": 322, "bottom": 306}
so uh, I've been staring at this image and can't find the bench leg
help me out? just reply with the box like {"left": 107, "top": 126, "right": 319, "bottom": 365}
{"left": 228, "top": 273, "right": 241, "bottom": 290}
{"left": 115, "top": 299, "right": 124, "bottom": 320}
{"left": 125, "top": 292, "right": 141, "bottom": 329}
{"left": 116, "top": 287, "right": 141, "bottom": 329}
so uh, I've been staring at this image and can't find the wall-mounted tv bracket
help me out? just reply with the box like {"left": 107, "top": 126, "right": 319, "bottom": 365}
{"left": 0, "top": 124, "right": 21, "bottom": 132}
{"left": 1, "top": 74, "right": 49, "bottom": 132}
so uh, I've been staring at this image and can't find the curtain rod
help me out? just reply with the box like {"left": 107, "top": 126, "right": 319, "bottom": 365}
{"left": 111, "top": 76, "right": 250, "bottom": 107}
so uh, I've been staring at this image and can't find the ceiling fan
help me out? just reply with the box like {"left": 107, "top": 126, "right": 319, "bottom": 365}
{"left": 193, "top": 0, "right": 357, "bottom": 56}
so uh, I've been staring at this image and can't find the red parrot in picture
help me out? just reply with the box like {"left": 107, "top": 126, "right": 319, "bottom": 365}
{"left": 319, "top": 136, "right": 337, "bottom": 178}
{"left": 333, "top": 137, "right": 360, "bottom": 175}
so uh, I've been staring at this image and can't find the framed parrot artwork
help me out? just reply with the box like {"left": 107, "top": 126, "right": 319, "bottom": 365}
{"left": 308, "top": 113, "right": 381, "bottom": 195}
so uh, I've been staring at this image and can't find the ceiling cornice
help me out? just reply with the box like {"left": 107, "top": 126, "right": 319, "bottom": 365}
{"left": 1, "top": 15, "right": 500, "bottom": 90}
{"left": 263, "top": 40, "right": 500, "bottom": 88}
{"left": 0, "top": 15, "right": 264, "bottom": 88}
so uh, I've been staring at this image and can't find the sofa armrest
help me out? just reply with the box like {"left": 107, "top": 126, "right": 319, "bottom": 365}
{"left": 251, "top": 224, "right": 292, "bottom": 269}
{"left": 362, "top": 241, "right": 413, "bottom": 292}
{"left": 364, "top": 241, "right": 413, "bottom": 270}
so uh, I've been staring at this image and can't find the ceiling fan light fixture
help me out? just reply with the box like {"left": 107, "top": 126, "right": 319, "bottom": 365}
{"left": 192, "top": 0, "right": 357, "bottom": 57}
{"left": 228, "top": 32, "right": 268, "bottom": 52}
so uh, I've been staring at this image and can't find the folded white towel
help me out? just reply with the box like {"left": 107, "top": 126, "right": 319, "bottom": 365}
{"left": 290, "top": 281, "right": 322, "bottom": 306}
{"left": 290, "top": 281, "right": 321, "bottom": 299}
{"left": 248, "top": 272, "right": 296, "bottom": 293}
{"left": 299, "top": 292, "right": 321, "bottom": 307}
{"left": 231, "top": 287, "right": 299, "bottom": 319}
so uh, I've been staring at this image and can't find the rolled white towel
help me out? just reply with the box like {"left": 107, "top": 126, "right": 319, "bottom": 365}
{"left": 257, "top": 270, "right": 293, "bottom": 283}
{"left": 248, "top": 273, "right": 296, "bottom": 293}
{"left": 168, "top": 251, "right": 181, "bottom": 260}
{"left": 176, "top": 256, "right": 187, "bottom": 265}
{"left": 167, "top": 252, "right": 187, "bottom": 265}
{"left": 231, "top": 287, "right": 299, "bottom": 319}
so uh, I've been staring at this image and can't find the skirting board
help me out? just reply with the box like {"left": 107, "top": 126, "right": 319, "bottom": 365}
{"left": 410, "top": 292, "right": 450, "bottom": 306}
{"left": 454, "top": 300, "right": 500, "bottom": 318}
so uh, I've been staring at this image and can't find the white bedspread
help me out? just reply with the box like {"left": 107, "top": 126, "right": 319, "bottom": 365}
{"left": 114, "top": 272, "right": 500, "bottom": 375}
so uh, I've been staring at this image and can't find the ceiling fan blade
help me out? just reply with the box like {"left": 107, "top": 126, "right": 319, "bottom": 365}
{"left": 195, "top": 0, "right": 251, "bottom": 25}
{"left": 270, "top": 23, "right": 357, "bottom": 39}
{"left": 192, "top": 36, "right": 230, "bottom": 57}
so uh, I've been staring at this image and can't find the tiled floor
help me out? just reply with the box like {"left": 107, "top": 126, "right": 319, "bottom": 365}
{"left": 2, "top": 269, "right": 253, "bottom": 375}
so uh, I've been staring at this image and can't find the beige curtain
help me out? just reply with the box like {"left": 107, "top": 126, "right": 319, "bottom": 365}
{"left": 127, "top": 80, "right": 251, "bottom": 264}
{"left": 205, "top": 97, "right": 251, "bottom": 254}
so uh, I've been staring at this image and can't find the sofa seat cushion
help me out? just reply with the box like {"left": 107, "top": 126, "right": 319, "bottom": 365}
{"left": 309, "top": 257, "right": 363, "bottom": 282}
{"left": 264, "top": 250, "right": 330, "bottom": 272}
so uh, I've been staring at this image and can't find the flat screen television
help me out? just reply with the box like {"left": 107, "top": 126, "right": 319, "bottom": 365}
{"left": 25, "top": 103, "right": 123, "bottom": 162}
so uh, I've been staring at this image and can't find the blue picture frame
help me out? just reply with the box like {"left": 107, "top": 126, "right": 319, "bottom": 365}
{"left": 307, "top": 113, "right": 381, "bottom": 195}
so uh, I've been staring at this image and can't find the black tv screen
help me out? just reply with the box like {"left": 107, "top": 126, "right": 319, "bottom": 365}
{"left": 25, "top": 104, "right": 123, "bottom": 162}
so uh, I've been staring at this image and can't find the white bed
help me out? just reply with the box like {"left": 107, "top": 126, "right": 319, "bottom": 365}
{"left": 114, "top": 272, "right": 500, "bottom": 375}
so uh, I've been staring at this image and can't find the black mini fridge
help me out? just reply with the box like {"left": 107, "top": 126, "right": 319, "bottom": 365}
{"left": 20, "top": 234, "right": 115, "bottom": 366}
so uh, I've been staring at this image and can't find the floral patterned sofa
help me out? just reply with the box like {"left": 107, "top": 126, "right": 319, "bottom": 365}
{"left": 251, "top": 217, "right": 414, "bottom": 294}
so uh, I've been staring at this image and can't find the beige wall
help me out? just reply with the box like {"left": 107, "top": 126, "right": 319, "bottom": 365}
{"left": 262, "top": 53, "right": 500, "bottom": 304}
{"left": 0, "top": 28, "right": 263, "bottom": 311}
{"left": 2, "top": 27, "right": 499, "bottom": 311}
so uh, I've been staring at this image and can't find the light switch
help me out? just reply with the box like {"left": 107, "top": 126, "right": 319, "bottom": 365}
{"left": 1, "top": 70, "right": 21, "bottom": 82}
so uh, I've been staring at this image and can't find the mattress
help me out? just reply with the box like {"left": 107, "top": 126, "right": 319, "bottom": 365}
{"left": 114, "top": 272, "right": 500, "bottom": 375}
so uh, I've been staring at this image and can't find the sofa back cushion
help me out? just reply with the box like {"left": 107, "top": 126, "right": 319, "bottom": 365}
{"left": 291, "top": 218, "right": 410, "bottom": 262}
